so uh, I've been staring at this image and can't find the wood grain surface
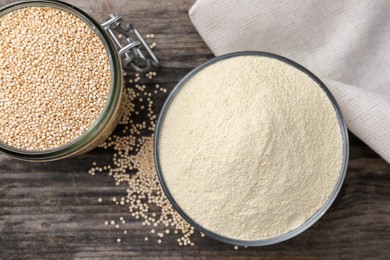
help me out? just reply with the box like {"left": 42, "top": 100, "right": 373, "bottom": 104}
{"left": 0, "top": 0, "right": 389, "bottom": 259}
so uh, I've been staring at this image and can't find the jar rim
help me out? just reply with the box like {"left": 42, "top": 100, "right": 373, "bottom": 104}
{"left": 0, "top": 0, "right": 122, "bottom": 161}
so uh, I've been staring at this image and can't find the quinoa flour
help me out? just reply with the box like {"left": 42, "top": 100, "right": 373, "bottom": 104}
{"left": 158, "top": 55, "right": 344, "bottom": 240}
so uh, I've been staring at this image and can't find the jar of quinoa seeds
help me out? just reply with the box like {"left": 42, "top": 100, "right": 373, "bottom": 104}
{"left": 0, "top": 0, "right": 159, "bottom": 161}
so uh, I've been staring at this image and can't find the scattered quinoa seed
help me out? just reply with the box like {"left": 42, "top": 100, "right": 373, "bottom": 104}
{"left": 88, "top": 41, "right": 196, "bottom": 246}
{"left": 150, "top": 42, "right": 157, "bottom": 49}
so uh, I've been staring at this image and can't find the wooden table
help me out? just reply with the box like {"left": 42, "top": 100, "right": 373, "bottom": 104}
{"left": 1, "top": 0, "right": 389, "bottom": 259}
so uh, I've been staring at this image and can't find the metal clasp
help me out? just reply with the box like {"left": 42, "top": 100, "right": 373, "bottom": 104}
{"left": 101, "top": 14, "right": 159, "bottom": 73}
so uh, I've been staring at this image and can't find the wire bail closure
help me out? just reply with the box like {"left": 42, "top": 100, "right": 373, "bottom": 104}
{"left": 101, "top": 14, "right": 159, "bottom": 73}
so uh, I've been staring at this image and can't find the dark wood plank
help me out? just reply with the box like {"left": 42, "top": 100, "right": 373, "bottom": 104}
{"left": 0, "top": 0, "right": 389, "bottom": 259}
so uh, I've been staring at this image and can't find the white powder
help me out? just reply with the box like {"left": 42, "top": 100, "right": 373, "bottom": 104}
{"left": 158, "top": 56, "right": 344, "bottom": 241}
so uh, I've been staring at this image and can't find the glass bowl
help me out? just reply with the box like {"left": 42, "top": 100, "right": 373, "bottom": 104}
{"left": 154, "top": 51, "right": 349, "bottom": 246}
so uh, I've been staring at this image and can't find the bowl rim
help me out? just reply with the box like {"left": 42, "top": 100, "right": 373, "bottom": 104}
{"left": 153, "top": 51, "right": 349, "bottom": 247}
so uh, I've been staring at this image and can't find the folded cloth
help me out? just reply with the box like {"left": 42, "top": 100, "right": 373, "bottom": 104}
{"left": 189, "top": 0, "right": 390, "bottom": 163}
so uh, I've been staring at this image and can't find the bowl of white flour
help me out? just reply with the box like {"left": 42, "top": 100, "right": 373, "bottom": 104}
{"left": 154, "top": 51, "right": 349, "bottom": 246}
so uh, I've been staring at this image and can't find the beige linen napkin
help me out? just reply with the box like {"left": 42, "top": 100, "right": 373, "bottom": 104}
{"left": 189, "top": 0, "right": 390, "bottom": 163}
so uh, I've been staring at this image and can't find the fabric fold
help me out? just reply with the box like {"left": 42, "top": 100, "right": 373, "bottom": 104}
{"left": 189, "top": 0, "right": 390, "bottom": 163}
{"left": 325, "top": 79, "right": 390, "bottom": 160}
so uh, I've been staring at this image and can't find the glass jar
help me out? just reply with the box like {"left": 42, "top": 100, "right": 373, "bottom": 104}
{"left": 0, "top": 0, "right": 158, "bottom": 161}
